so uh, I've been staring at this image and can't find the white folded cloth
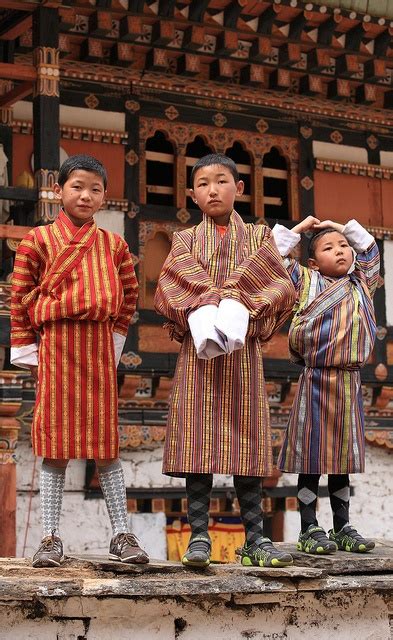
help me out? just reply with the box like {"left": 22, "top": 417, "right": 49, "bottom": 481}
{"left": 188, "top": 304, "right": 227, "bottom": 360}
{"left": 214, "top": 298, "right": 249, "bottom": 354}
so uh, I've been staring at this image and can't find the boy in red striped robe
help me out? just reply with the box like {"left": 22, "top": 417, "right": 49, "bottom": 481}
{"left": 11, "top": 155, "right": 148, "bottom": 567}
{"left": 273, "top": 215, "right": 380, "bottom": 554}
{"left": 155, "top": 153, "right": 296, "bottom": 568}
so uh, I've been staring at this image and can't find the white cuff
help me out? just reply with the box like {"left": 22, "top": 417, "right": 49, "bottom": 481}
{"left": 343, "top": 220, "right": 374, "bottom": 253}
{"left": 10, "top": 343, "right": 38, "bottom": 368}
{"left": 188, "top": 305, "right": 227, "bottom": 360}
{"left": 272, "top": 224, "right": 301, "bottom": 257}
{"left": 214, "top": 299, "right": 249, "bottom": 354}
{"left": 114, "top": 332, "right": 126, "bottom": 366}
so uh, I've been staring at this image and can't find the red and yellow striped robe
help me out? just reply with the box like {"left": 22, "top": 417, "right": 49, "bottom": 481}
{"left": 155, "top": 211, "right": 296, "bottom": 476}
{"left": 11, "top": 209, "right": 138, "bottom": 459}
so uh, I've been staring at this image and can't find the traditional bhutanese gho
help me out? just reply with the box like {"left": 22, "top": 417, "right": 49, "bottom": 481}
{"left": 275, "top": 221, "right": 380, "bottom": 475}
{"left": 154, "top": 210, "right": 296, "bottom": 477}
{"left": 11, "top": 209, "right": 138, "bottom": 460}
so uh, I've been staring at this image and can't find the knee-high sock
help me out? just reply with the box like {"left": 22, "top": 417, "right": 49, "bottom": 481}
{"left": 297, "top": 474, "right": 320, "bottom": 533}
{"left": 234, "top": 475, "right": 264, "bottom": 546}
{"left": 328, "top": 474, "right": 350, "bottom": 533}
{"left": 185, "top": 474, "right": 213, "bottom": 540}
{"left": 97, "top": 459, "right": 129, "bottom": 536}
{"left": 40, "top": 462, "right": 66, "bottom": 538}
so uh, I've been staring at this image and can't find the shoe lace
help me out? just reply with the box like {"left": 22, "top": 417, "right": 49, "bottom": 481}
{"left": 39, "top": 530, "right": 61, "bottom": 553}
{"left": 117, "top": 533, "right": 140, "bottom": 549}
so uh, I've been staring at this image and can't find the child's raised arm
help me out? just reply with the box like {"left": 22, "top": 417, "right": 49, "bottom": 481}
{"left": 272, "top": 216, "right": 320, "bottom": 291}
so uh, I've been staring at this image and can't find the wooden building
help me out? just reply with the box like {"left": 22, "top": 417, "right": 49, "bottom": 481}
{"left": 0, "top": 0, "right": 393, "bottom": 558}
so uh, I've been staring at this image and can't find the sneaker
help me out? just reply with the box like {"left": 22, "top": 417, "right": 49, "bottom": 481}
{"left": 32, "top": 531, "right": 64, "bottom": 568}
{"left": 328, "top": 525, "right": 375, "bottom": 553}
{"left": 182, "top": 536, "right": 211, "bottom": 568}
{"left": 237, "top": 537, "right": 293, "bottom": 568}
{"left": 297, "top": 525, "right": 338, "bottom": 555}
{"left": 109, "top": 532, "right": 149, "bottom": 564}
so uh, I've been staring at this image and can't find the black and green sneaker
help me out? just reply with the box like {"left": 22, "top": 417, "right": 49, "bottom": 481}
{"left": 328, "top": 525, "right": 375, "bottom": 553}
{"left": 182, "top": 536, "right": 211, "bottom": 568}
{"left": 237, "top": 538, "right": 293, "bottom": 568}
{"left": 297, "top": 525, "right": 338, "bottom": 555}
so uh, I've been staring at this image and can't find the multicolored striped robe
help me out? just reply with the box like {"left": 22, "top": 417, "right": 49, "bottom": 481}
{"left": 11, "top": 209, "right": 138, "bottom": 459}
{"left": 154, "top": 211, "right": 296, "bottom": 476}
{"left": 278, "top": 240, "right": 380, "bottom": 475}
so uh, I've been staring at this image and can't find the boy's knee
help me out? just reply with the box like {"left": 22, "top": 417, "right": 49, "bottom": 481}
{"left": 95, "top": 457, "right": 119, "bottom": 469}
{"left": 42, "top": 458, "right": 69, "bottom": 469}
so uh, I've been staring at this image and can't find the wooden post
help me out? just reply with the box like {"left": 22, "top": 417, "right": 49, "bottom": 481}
{"left": 0, "top": 373, "right": 23, "bottom": 557}
{"left": 32, "top": 6, "right": 60, "bottom": 223}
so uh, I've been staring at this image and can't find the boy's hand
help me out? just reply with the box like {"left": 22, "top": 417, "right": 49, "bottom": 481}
{"left": 313, "top": 219, "right": 345, "bottom": 233}
{"left": 29, "top": 365, "right": 38, "bottom": 383}
{"left": 291, "top": 216, "right": 321, "bottom": 235}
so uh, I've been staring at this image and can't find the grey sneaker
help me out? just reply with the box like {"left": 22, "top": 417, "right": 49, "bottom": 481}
{"left": 109, "top": 532, "right": 149, "bottom": 564}
{"left": 329, "top": 525, "right": 375, "bottom": 553}
{"left": 182, "top": 536, "right": 211, "bottom": 568}
{"left": 32, "top": 531, "right": 64, "bottom": 567}
{"left": 237, "top": 537, "right": 294, "bottom": 568}
{"left": 297, "top": 525, "right": 338, "bottom": 555}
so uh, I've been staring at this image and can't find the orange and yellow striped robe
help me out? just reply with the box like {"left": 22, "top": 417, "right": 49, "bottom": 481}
{"left": 154, "top": 211, "right": 296, "bottom": 476}
{"left": 11, "top": 209, "right": 138, "bottom": 459}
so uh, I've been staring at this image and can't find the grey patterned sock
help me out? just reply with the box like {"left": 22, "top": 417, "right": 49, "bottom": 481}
{"left": 40, "top": 462, "right": 66, "bottom": 538}
{"left": 234, "top": 475, "right": 264, "bottom": 546}
{"left": 97, "top": 459, "right": 129, "bottom": 536}
{"left": 185, "top": 473, "right": 213, "bottom": 540}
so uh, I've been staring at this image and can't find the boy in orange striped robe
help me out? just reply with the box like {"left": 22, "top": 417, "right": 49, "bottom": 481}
{"left": 155, "top": 153, "right": 296, "bottom": 568}
{"left": 11, "top": 155, "right": 148, "bottom": 567}
{"left": 273, "top": 215, "right": 380, "bottom": 555}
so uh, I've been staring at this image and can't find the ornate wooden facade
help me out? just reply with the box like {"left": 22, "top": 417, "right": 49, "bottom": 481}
{"left": 1, "top": 0, "right": 393, "bottom": 553}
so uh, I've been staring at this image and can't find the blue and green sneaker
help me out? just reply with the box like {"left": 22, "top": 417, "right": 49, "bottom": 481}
{"left": 328, "top": 525, "right": 375, "bottom": 553}
{"left": 182, "top": 536, "right": 211, "bottom": 567}
{"left": 237, "top": 538, "right": 293, "bottom": 568}
{"left": 297, "top": 525, "right": 338, "bottom": 555}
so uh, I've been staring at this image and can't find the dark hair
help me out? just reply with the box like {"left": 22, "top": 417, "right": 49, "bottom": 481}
{"left": 190, "top": 153, "right": 239, "bottom": 188}
{"left": 58, "top": 154, "right": 107, "bottom": 189}
{"left": 308, "top": 227, "right": 345, "bottom": 259}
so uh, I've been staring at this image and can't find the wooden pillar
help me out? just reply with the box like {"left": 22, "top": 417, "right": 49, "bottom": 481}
{"left": 0, "top": 373, "right": 22, "bottom": 557}
{"left": 298, "top": 122, "right": 315, "bottom": 220}
{"left": 174, "top": 149, "right": 187, "bottom": 210}
{"left": 253, "top": 160, "right": 264, "bottom": 219}
{"left": 32, "top": 6, "right": 60, "bottom": 223}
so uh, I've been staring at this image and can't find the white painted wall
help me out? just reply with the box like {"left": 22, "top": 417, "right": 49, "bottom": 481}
{"left": 15, "top": 432, "right": 392, "bottom": 560}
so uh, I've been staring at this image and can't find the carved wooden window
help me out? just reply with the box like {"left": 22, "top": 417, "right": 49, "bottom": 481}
{"left": 262, "top": 147, "right": 289, "bottom": 220}
{"left": 185, "top": 135, "right": 213, "bottom": 210}
{"left": 143, "top": 230, "right": 172, "bottom": 310}
{"left": 146, "top": 131, "right": 174, "bottom": 207}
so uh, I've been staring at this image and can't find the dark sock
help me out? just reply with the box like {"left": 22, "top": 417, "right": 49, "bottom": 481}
{"left": 297, "top": 474, "right": 320, "bottom": 533}
{"left": 328, "top": 474, "right": 350, "bottom": 532}
{"left": 185, "top": 473, "right": 213, "bottom": 540}
{"left": 234, "top": 475, "right": 264, "bottom": 546}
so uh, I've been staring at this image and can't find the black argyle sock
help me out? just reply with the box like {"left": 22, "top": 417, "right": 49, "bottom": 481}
{"left": 234, "top": 475, "right": 264, "bottom": 546}
{"left": 298, "top": 474, "right": 320, "bottom": 533}
{"left": 185, "top": 473, "right": 213, "bottom": 540}
{"left": 328, "top": 474, "right": 350, "bottom": 533}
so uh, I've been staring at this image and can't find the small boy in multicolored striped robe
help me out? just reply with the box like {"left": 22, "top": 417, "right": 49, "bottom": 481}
{"left": 273, "top": 215, "right": 380, "bottom": 554}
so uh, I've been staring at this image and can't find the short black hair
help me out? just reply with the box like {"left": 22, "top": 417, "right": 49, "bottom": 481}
{"left": 308, "top": 227, "right": 345, "bottom": 259}
{"left": 190, "top": 153, "right": 239, "bottom": 188}
{"left": 58, "top": 154, "right": 107, "bottom": 189}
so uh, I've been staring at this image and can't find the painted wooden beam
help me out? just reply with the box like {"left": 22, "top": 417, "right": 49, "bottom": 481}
{"left": 0, "top": 62, "right": 36, "bottom": 81}
{"left": 0, "top": 13, "right": 32, "bottom": 41}
{"left": 0, "top": 81, "right": 33, "bottom": 108}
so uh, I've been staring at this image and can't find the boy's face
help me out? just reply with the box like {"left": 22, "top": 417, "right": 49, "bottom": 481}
{"left": 54, "top": 169, "right": 106, "bottom": 227}
{"left": 190, "top": 164, "right": 244, "bottom": 225}
{"left": 308, "top": 231, "right": 354, "bottom": 278}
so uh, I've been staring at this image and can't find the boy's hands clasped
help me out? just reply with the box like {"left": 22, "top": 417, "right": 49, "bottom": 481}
{"left": 292, "top": 216, "right": 345, "bottom": 235}
{"left": 188, "top": 299, "right": 249, "bottom": 360}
